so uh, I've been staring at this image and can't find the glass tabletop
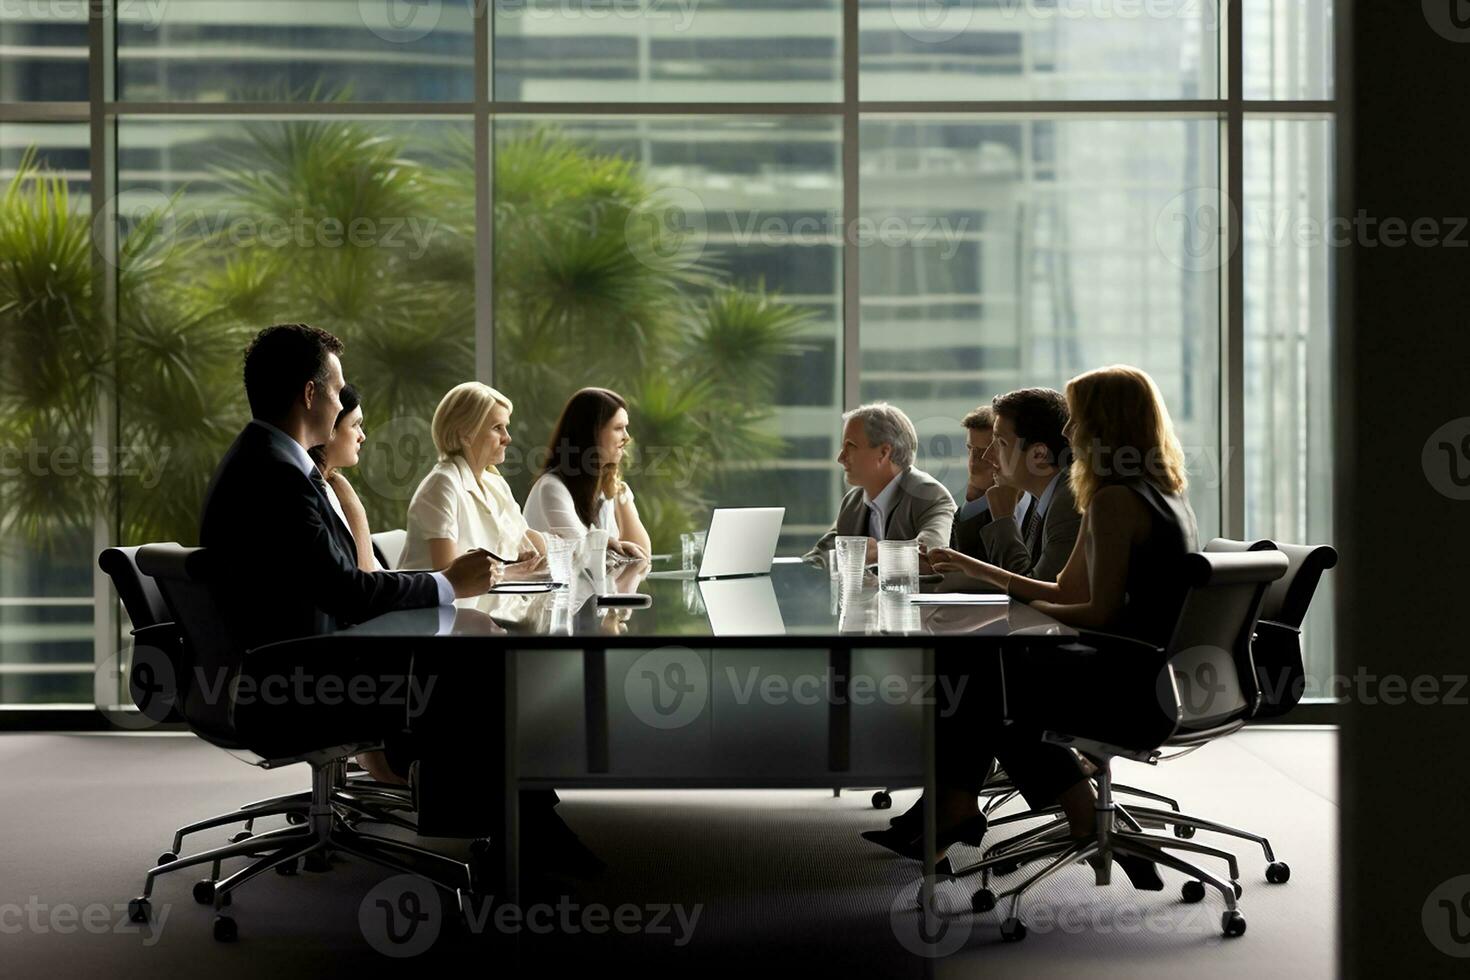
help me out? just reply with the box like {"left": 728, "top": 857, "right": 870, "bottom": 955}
{"left": 339, "top": 557, "right": 1072, "bottom": 644}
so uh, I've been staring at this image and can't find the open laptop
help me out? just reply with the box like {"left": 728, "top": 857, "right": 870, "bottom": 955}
{"left": 649, "top": 506, "right": 785, "bottom": 580}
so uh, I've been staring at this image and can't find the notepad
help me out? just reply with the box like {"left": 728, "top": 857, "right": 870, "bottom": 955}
{"left": 906, "top": 592, "right": 1011, "bottom": 605}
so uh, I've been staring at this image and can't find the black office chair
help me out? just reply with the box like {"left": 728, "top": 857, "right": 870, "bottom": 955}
{"left": 973, "top": 538, "right": 1336, "bottom": 883}
{"left": 1204, "top": 537, "right": 1339, "bottom": 717}
{"left": 125, "top": 544, "right": 472, "bottom": 942}
{"left": 954, "top": 549, "right": 1289, "bottom": 941}
{"left": 99, "top": 546, "right": 409, "bottom": 868}
{"left": 99, "top": 544, "right": 184, "bottom": 725}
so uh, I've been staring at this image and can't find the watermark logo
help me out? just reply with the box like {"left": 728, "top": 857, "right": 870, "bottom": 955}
{"left": 624, "top": 646, "right": 707, "bottom": 729}
{"left": 1155, "top": 646, "right": 1235, "bottom": 722}
{"left": 358, "top": 415, "right": 437, "bottom": 501}
{"left": 1423, "top": 875, "right": 1470, "bottom": 957}
{"left": 1422, "top": 417, "right": 1470, "bottom": 500}
{"left": 891, "top": 0, "right": 977, "bottom": 44}
{"left": 359, "top": 875, "right": 442, "bottom": 957}
{"left": 1424, "top": 0, "right": 1470, "bottom": 42}
{"left": 96, "top": 644, "right": 178, "bottom": 731}
{"left": 360, "top": 0, "right": 443, "bottom": 43}
{"left": 912, "top": 415, "right": 970, "bottom": 494}
{"left": 889, "top": 875, "right": 973, "bottom": 957}
{"left": 93, "top": 188, "right": 178, "bottom": 272}
{"left": 1155, "top": 187, "right": 1238, "bottom": 273}
{"left": 625, "top": 186, "right": 708, "bottom": 271}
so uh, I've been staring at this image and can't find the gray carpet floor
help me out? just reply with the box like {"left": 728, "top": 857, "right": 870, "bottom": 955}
{"left": 0, "top": 728, "right": 1337, "bottom": 979}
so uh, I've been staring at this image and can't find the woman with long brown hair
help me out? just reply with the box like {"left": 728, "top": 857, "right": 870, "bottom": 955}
{"left": 523, "top": 387, "right": 652, "bottom": 559}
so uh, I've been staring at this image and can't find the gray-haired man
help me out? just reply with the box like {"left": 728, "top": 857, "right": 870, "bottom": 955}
{"left": 805, "top": 402, "right": 957, "bottom": 565}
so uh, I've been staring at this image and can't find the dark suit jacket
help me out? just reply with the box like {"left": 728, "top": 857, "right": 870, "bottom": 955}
{"left": 949, "top": 499, "right": 993, "bottom": 560}
{"left": 199, "top": 421, "right": 442, "bottom": 655}
{"left": 979, "top": 471, "right": 1081, "bottom": 583}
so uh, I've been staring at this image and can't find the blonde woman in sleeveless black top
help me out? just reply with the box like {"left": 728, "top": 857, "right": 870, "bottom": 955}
{"left": 866, "top": 366, "right": 1198, "bottom": 888}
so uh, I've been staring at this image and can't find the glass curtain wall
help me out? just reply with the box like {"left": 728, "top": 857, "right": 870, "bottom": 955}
{"left": 0, "top": 0, "right": 1336, "bottom": 710}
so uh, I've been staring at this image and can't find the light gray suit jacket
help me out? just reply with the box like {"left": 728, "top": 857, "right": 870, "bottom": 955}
{"left": 805, "top": 467, "right": 957, "bottom": 559}
{"left": 979, "top": 470, "right": 1081, "bottom": 583}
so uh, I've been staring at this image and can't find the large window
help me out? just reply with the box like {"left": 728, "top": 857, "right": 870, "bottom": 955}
{"left": 0, "top": 2, "right": 1338, "bottom": 713}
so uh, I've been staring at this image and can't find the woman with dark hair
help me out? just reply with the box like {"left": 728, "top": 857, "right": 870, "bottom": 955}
{"left": 308, "top": 382, "right": 378, "bottom": 572}
{"left": 523, "top": 387, "right": 652, "bottom": 559}
{"left": 310, "top": 384, "right": 401, "bottom": 784}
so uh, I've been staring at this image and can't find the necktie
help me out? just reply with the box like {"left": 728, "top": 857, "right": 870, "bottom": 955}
{"left": 1022, "top": 503, "right": 1044, "bottom": 562}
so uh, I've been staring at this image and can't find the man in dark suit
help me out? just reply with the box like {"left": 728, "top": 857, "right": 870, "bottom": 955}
{"left": 949, "top": 405, "right": 1001, "bottom": 560}
{"left": 200, "top": 323, "right": 497, "bottom": 650}
{"left": 977, "top": 387, "right": 1081, "bottom": 583}
{"left": 199, "top": 324, "right": 497, "bottom": 781}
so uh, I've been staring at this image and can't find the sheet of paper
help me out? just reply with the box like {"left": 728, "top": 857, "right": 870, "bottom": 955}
{"left": 907, "top": 592, "right": 1011, "bottom": 605}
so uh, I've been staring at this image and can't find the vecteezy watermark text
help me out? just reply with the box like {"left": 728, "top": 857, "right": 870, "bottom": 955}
{"left": 724, "top": 666, "right": 969, "bottom": 715}
{"left": 0, "top": 897, "right": 169, "bottom": 946}
{"left": 358, "top": 874, "right": 701, "bottom": 957}
{"left": 0, "top": 441, "right": 172, "bottom": 489}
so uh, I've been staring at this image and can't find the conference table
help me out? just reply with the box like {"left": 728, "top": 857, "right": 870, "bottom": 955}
{"left": 329, "top": 556, "right": 1078, "bottom": 922}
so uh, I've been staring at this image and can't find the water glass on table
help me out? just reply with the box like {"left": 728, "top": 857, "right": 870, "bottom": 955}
{"left": 680, "top": 529, "right": 710, "bottom": 571}
{"left": 877, "top": 539, "right": 920, "bottom": 594}
{"left": 834, "top": 535, "right": 869, "bottom": 594}
{"left": 580, "top": 529, "right": 610, "bottom": 591}
{"left": 544, "top": 535, "right": 575, "bottom": 585}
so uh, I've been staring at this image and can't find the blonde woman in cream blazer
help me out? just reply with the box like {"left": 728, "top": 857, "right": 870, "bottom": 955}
{"left": 402, "top": 382, "right": 545, "bottom": 571}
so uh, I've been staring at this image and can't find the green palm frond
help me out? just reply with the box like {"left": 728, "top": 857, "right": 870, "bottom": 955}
{"left": 2, "top": 123, "right": 811, "bottom": 554}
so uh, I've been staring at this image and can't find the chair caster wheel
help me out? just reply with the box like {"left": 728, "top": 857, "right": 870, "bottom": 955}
{"left": 1222, "top": 910, "right": 1247, "bottom": 938}
{"left": 227, "top": 831, "right": 252, "bottom": 844}
{"left": 1266, "top": 862, "right": 1290, "bottom": 884}
{"left": 213, "top": 915, "right": 238, "bottom": 943}
{"left": 1173, "top": 825, "right": 1196, "bottom": 839}
{"left": 193, "top": 880, "right": 214, "bottom": 905}
{"left": 275, "top": 858, "right": 300, "bottom": 876}
{"left": 971, "top": 889, "right": 996, "bottom": 913}
{"left": 1181, "top": 880, "right": 1205, "bottom": 903}
{"left": 1000, "top": 917, "right": 1027, "bottom": 942}
{"left": 285, "top": 812, "right": 306, "bottom": 825}
{"left": 303, "top": 851, "right": 333, "bottom": 873}
{"left": 128, "top": 898, "right": 150, "bottom": 923}
{"left": 871, "top": 791, "right": 892, "bottom": 810}
{"left": 157, "top": 852, "right": 177, "bottom": 866}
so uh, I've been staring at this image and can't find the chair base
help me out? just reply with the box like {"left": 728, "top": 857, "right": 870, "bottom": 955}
{"left": 926, "top": 764, "right": 1251, "bottom": 942}
{"left": 129, "top": 754, "right": 470, "bottom": 942}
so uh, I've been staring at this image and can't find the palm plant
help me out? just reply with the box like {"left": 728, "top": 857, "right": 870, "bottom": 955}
{"left": 2, "top": 122, "right": 812, "bottom": 554}
{"left": 0, "top": 149, "right": 106, "bottom": 551}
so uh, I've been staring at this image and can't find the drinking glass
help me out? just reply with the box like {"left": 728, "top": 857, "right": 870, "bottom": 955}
{"left": 834, "top": 536, "right": 869, "bottom": 595}
{"left": 877, "top": 590, "right": 921, "bottom": 634}
{"left": 877, "top": 539, "right": 920, "bottom": 594}
{"left": 544, "top": 535, "right": 575, "bottom": 585}
{"left": 580, "top": 529, "right": 610, "bottom": 591}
